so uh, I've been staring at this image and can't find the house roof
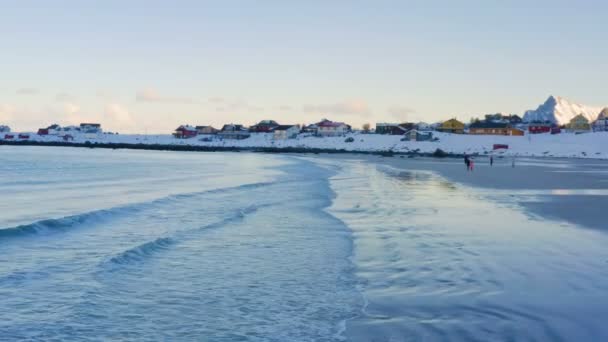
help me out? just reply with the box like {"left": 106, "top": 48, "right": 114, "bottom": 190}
{"left": 597, "top": 108, "right": 608, "bottom": 120}
{"left": 176, "top": 125, "right": 197, "bottom": 131}
{"left": 80, "top": 123, "right": 101, "bottom": 127}
{"left": 273, "top": 125, "right": 297, "bottom": 131}
{"left": 317, "top": 120, "right": 346, "bottom": 127}
{"left": 469, "top": 121, "right": 510, "bottom": 129}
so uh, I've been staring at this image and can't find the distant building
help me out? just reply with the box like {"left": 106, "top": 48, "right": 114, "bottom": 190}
{"left": 273, "top": 125, "right": 300, "bottom": 140}
{"left": 63, "top": 134, "right": 74, "bottom": 142}
{"left": 18, "top": 134, "right": 30, "bottom": 140}
{"left": 195, "top": 126, "right": 219, "bottom": 134}
{"left": 218, "top": 124, "right": 250, "bottom": 139}
{"left": 375, "top": 123, "right": 409, "bottom": 135}
{"left": 249, "top": 120, "right": 279, "bottom": 133}
{"left": 484, "top": 113, "right": 523, "bottom": 124}
{"left": 415, "top": 122, "right": 432, "bottom": 131}
{"left": 403, "top": 129, "right": 433, "bottom": 141}
{"left": 593, "top": 108, "right": 608, "bottom": 132}
{"left": 46, "top": 124, "right": 62, "bottom": 135}
{"left": 80, "top": 123, "right": 102, "bottom": 134}
{"left": 568, "top": 114, "right": 591, "bottom": 132}
{"left": 3, "top": 134, "right": 15, "bottom": 140}
{"left": 437, "top": 119, "right": 465, "bottom": 134}
{"left": 0, "top": 125, "right": 10, "bottom": 133}
{"left": 315, "top": 119, "right": 350, "bottom": 136}
{"left": 528, "top": 123, "right": 553, "bottom": 134}
{"left": 173, "top": 125, "right": 198, "bottom": 139}
{"left": 37, "top": 128, "right": 49, "bottom": 135}
{"left": 469, "top": 121, "right": 524, "bottom": 136}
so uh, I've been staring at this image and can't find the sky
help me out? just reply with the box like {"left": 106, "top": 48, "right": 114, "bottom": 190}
{"left": 1, "top": 0, "right": 607, "bottom": 133}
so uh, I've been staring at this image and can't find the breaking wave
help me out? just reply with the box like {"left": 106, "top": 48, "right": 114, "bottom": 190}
{"left": 108, "top": 237, "right": 176, "bottom": 266}
{"left": 0, "top": 181, "right": 275, "bottom": 240}
{"left": 102, "top": 203, "right": 269, "bottom": 269}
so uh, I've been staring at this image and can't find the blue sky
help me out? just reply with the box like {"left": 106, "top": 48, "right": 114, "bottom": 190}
{"left": 1, "top": 0, "right": 606, "bottom": 133}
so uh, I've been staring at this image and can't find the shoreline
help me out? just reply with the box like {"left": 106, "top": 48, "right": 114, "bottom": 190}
{"left": 1, "top": 139, "right": 605, "bottom": 161}
{"left": 0, "top": 140, "right": 459, "bottom": 158}
{"left": 324, "top": 153, "right": 608, "bottom": 232}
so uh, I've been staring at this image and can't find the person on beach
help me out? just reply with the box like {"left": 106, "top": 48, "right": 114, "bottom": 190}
{"left": 470, "top": 158, "right": 475, "bottom": 171}
{"left": 464, "top": 154, "right": 470, "bottom": 170}
{"left": 490, "top": 156, "right": 494, "bottom": 166}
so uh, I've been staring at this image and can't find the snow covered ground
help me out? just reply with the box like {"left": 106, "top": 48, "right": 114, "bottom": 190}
{"left": 5, "top": 130, "right": 608, "bottom": 159}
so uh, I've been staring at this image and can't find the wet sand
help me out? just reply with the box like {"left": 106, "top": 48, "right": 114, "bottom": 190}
{"left": 330, "top": 154, "right": 608, "bottom": 232}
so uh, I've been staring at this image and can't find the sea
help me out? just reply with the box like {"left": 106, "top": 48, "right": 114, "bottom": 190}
{"left": 2, "top": 146, "right": 608, "bottom": 341}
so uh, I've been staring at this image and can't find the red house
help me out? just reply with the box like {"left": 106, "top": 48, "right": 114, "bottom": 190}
{"left": 493, "top": 144, "right": 509, "bottom": 150}
{"left": 37, "top": 128, "right": 49, "bottom": 135}
{"left": 528, "top": 124, "right": 552, "bottom": 134}
{"left": 18, "top": 134, "right": 30, "bottom": 140}
{"left": 173, "top": 125, "right": 198, "bottom": 139}
{"left": 4, "top": 134, "right": 14, "bottom": 140}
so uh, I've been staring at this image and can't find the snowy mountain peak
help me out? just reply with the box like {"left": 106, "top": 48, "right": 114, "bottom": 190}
{"left": 523, "top": 96, "right": 603, "bottom": 125}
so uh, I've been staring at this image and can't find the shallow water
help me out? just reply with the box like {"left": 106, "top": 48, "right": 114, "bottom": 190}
{"left": 319, "top": 159, "right": 608, "bottom": 341}
{"left": 2, "top": 146, "right": 608, "bottom": 341}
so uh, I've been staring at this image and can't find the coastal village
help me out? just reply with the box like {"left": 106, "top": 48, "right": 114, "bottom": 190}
{"left": 2, "top": 97, "right": 608, "bottom": 159}
{"left": 2, "top": 109, "right": 607, "bottom": 141}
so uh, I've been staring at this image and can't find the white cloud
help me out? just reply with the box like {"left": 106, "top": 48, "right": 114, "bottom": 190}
{"left": 303, "top": 100, "right": 371, "bottom": 117}
{"left": 136, "top": 88, "right": 197, "bottom": 104}
{"left": 17, "top": 88, "right": 40, "bottom": 95}
{"left": 104, "top": 103, "right": 135, "bottom": 127}
{"left": 55, "top": 92, "right": 74, "bottom": 102}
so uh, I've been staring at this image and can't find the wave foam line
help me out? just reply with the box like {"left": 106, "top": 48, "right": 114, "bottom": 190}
{"left": 0, "top": 181, "right": 276, "bottom": 240}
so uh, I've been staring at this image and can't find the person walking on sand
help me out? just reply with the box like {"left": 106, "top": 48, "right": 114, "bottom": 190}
{"left": 490, "top": 155, "right": 494, "bottom": 166}
{"left": 464, "top": 154, "right": 470, "bottom": 171}
{"left": 470, "top": 158, "right": 475, "bottom": 172}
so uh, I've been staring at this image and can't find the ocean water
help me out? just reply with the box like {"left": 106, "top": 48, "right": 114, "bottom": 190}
{"left": 2, "top": 147, "right": 608, "bottom": 341}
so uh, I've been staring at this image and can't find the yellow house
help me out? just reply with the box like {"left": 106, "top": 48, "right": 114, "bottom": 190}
{"left": 438, "top": 118, "right": 465, "bottom": 134}
{"left": 568, "top": 114, "right": 591, "bottom": 132}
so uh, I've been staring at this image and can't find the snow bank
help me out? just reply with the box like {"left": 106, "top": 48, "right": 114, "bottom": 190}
{"left": 5, "top": 131, "right": 608, "bottom": 159}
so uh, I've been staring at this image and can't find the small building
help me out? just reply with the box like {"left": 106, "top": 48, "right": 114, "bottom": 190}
{"left": 80, "top": 123, "right": 102, "bottom": 134}
{"left": 273, "top": 125, "right": 300, "bottom": 140}
{"left": 249, "top": 120, "right": 279, "bottom": 133}
{"left": 316, "top": 119, "right": 350, "bottom": 136}
{"left": 592, "top": 108, "right": 608, "bottom": 132}
{"left": 469, "top": 121, "right": 524, "bottom": 136}
{"left": 63, "top": 134, "right": 74, "bottom": 141}
{"left": 173, "top": 125, "right": 198, "bottom": 139}
{"left": 415, "top": 122, "right": 432, "bottom": 131}
{"left": 375, "top": 123, "right": 409, "bottom": 135}
{"left": 403, "top": 129, "right": 433, "bottom": 141}
{"left": 0, "top": 125, "right": 10, "bottom": 133}
{"left": 195, "top": 126, "right": 219, "bottom": 134}
{"left": 528, "top": 123, "right": 553, "bottom": 134}
{"left": 4, "top": 134, "right": 14, "bottom": 140}
{"left": 568, "top": 114, "right": 591, "bottom": 132}
{"left": 218, "top": 124, "right": 250, "bottom": 139}
{"left": 37, "top": 128, "right": 49, "bottom": 135}
{"left": 18, "top": 134, "right": 30, "bottom": 140}
{"left": 437, "top": 118, "right": 465, "bottom": 134}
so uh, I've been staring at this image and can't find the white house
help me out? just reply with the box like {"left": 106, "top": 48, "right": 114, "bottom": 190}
{"left": 315, "top": 119, "right": 349, "bottom": 137}
{"left": 0, "top": 125, "right": 10, "bottom": 133}
{"left": 593, "top": 108, "right": 608, "bottom": 132}
{"left": 80, "top": 123, "right": 102, "bottom": 134}
{"left": 273, "top": 125, "right": 300, "bottom": 140}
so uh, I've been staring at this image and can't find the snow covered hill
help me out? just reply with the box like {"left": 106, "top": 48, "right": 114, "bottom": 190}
{"left": 523, "top": 96, "right": 604, "bottom": 125}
